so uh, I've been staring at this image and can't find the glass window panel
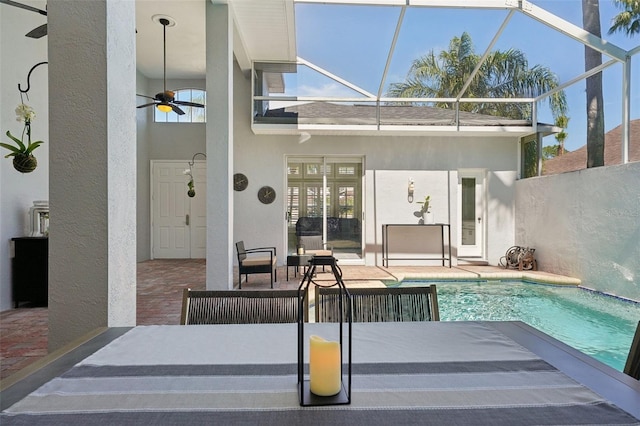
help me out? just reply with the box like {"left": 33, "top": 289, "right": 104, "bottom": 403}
{"left": 338, "top": 186, "right": 355, "bottom": 218}
{"left": 337, "top": 165, "right": 355, "bottom": 176}
{"left": 461, "top": 178, "right": 476, "bottom": 245}
{"left": 306, "top": 186, "right": 321, "bottom": 217}
{"left": 152, "top": 88, "right": 206, "bottom": 123}
{"left": 288, "top": 186, "right": 300, "bottom": 223}
{"left": 288, "top": 164, "right": 302, "bottom": 176}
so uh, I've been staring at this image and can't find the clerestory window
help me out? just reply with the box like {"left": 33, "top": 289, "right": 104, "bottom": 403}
{"left": 154, "top": 88, "right": 206, "bottom": 123}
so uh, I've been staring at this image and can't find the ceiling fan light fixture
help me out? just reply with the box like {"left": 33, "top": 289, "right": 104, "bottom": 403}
{"left": 157, "top": 104, "right": 172, "bottom": 113}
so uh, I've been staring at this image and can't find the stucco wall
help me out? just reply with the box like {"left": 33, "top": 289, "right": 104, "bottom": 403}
{"left": 515, "top": 162, "right": 640, "bottom": 301}
{"left": 136, "top": 71, "right": 151, "bottom": 261}
{"left": 126, "top": 61, "right": 521, "bottom": 270}
{"left": 146, "top": 78, "right": 206, "bottom": 161}
{"left": 231, "top": 64, "right": 519, "bottom": 266}
{"left": 0, "top": 2, "right": 49, "bottom": 311}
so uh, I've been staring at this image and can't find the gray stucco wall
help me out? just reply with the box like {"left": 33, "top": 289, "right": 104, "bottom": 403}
{"left": 0, "top": 2, "right": 49, "bottom": 312}
{"left": 231, "top": 63, "right": 520, "bottom": 266}
{"left": 515, "top": 161, "right": 640, "bottom": 301}
{"left": 136, "top": 71, "right": 151, "bottom": 261}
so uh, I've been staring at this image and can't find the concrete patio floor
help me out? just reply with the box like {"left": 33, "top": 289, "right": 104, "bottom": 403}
{"left": 0, "top": 259, "right": 579, "bottom": 381}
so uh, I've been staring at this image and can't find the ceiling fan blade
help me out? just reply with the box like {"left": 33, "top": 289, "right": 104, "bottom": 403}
{"left": 171, "top": 104, "right": 186, "bottom": 115}
{"left": 137, "top": 102, "right": 158, "bottom": 109}
{"left": 173, "top": 101, "right": 205, "bottom": 108}
{"left": 0, "top": 0, "right": 47, "bottom": 16}
{"left": 136, "top": 94, "right": 157, "bottom": 101}
{"left": 26, "top": 23, "right": 47, "bottom": 38}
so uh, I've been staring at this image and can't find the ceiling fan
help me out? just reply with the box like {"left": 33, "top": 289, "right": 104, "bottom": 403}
{"left": 0, "top": 0, "right": 47, "bottom": 38}
{"left": 137, "top": 17, "right": 204, "bottom": 115}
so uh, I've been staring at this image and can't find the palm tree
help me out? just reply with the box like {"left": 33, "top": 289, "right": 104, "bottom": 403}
{"left": 387, "top": 32, "right": 567, "bottom": 121}
{"left": 582, "top": 0, "right": 605, "bottom": 168}
{"left": 609, "top": 0, "right": 640, "bottom": 36}
{"left": 554, "top": 115, "right": 570, "bottom": 156}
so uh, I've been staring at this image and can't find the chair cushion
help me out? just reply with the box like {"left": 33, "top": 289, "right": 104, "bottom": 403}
{"left": 306, "top": 249, "right": 332, "bottom": 256}
{"left": 242, "top": 256, "right": 276, "bottom": 267}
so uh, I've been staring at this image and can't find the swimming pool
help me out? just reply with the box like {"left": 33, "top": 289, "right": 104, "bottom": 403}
{"left": 387, "top": 279, "right": 640, "bottom": 372}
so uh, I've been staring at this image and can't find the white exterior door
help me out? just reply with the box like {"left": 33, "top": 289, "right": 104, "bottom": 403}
{"left": 188, "top": 163, "right": 207, "bottom": 258}
{"left": 457, "top": 170, "right": 486, "bottom": 258}
{"left": 152, "top": 161, "right": 206, "bottom": 258}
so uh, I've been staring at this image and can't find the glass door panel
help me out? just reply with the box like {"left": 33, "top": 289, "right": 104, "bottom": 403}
{"left": 458, "top": 171, "right": 485, "bottom": 258}
{"left": 286, "top": 185, "right": 300, "bottom": 251}
{"left": 287, "top": 157, "right": 363, "bottom": 262}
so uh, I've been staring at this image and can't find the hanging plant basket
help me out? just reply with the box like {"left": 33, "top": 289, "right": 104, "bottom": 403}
{"left": 13, "top": 154, "right": 37, "bottom": 173}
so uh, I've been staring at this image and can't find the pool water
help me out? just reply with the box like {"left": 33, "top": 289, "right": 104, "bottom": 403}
{"left": 391, "top": 280, "right": 640, "bottom": 372}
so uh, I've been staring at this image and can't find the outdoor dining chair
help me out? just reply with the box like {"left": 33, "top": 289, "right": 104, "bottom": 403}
{"left": 180, "top": 288, "right": 305, "bottom": 324}
{"left": 624, "top": 320, "right": 640, "bottom": 380}
{"left": 315, "top": 285, "right": 439, "bottom": 323}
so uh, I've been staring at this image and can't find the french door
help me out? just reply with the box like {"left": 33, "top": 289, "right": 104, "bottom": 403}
{"left": 286, "top": 157, "right": 363, "bottom": 262}
{"left": 457, "top": 170, "right": 486, "bottom": 258}
{"left": 151, "top": 161, "right": 206, "bottom": 258}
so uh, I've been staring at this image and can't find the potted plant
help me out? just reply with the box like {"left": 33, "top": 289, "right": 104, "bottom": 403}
{"left": 1, "top": 104, "right": 44, "bottom": 173}
{"left": 418, "top": 195, "right": 430, "bottom": 216}
{"left": 183, "top": 168, "right": 196, "bottom": 197}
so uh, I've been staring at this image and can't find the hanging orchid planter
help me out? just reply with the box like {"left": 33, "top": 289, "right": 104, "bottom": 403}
{"left": 1, "top": 104, "right": 44, "bottom": 174}
{"left": 13, "top": 154, "right": 38, "bottom": 173}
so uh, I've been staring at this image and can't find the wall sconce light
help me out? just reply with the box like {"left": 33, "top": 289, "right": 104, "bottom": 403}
{"left": 408, "top": 178, "right": 415, "bottom": 203}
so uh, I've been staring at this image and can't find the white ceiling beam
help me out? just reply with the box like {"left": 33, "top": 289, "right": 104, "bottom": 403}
{"left": 254, "top": 96, "right": 374, "bottom": 102}
{"left": 517, "top": 0, "right": 626, "bottom": 62}
{"left": 628, "top": 45, "right": 640, "bottom": 57}
{"left": 456, "top": 9, "right": 515, "bottom": 100}
{"left": 296, "top": 56, "right": 377, "bottom": 98}
{"left": 294, "top": 0, "right": 513, "bottom": 8}
{"left": 284, "top": 0, "right": 297, "bottom": 60}
{"left": 377, "top": 6, "right": 406, "bottom": 99}
{"left": 294, "top": 0, "right": 627, "bottom": 62}
{"left": 534, "top": 58, "right": 617, "bottom": 103}
{"left": 230, "top": 11, "right": 251, "bottom": 73}
{"left": 379, "top": 97, "right": 535, "bottom": 103}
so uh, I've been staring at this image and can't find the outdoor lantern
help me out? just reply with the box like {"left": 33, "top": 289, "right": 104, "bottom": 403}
{"left": 297, "top": 255, "right": 352, "bottom": 406}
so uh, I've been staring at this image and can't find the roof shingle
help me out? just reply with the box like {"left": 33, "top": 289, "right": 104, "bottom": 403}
{"left": 543, "top": 119, "right": 640, "bottom": 175}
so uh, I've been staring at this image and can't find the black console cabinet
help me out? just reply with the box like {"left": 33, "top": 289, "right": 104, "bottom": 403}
{"left": 11, "top": 237, "right": 48, "bottom": 308}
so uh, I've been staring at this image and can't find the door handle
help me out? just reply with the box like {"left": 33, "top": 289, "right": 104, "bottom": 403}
{"left": 186, "top": 214, "right": 190, "bottom": 226}
{"left": 477, "top": 217, "right": 482, "bottom": 223}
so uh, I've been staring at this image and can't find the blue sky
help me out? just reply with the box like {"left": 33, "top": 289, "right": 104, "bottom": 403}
{"left": 292, "top": 1, "right": 639, "bottom": 152}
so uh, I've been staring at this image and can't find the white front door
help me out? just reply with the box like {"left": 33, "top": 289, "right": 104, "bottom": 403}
{"left": 457, "top": 170, "right": 485, "bottom": 258}
{"left": 152, "top": 161, "right": 206, "bottom": 258}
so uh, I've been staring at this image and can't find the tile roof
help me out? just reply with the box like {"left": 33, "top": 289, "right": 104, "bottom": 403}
{"left": 543, "top": 119, "right": 640, "bottom": 175}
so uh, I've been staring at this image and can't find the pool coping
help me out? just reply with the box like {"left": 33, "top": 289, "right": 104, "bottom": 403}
{"left": 387, "top": 266, "right": 582, "bottom": 286}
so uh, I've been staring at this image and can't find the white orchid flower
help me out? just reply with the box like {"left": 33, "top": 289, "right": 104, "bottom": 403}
{"left": 15, "top": 104, "right": 36, "bottom": 123}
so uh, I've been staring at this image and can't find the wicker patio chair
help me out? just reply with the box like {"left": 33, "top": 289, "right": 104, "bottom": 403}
{"left": 298, "top": 235, "right": 333, "bottom": 256}
{"left": 180, "top": 288, "right": 305, "bottom": 324}
{"left": 315, "top": 285, "right": 439, "bottom": 323}
{"left": 624, "top": 320, "right": 640, "bottom": 380}
{"left": 236, "top": 241, "right": 277, "bottom": 289}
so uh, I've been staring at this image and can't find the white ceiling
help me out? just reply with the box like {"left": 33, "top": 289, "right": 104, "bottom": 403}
{"left": 135, "top": 0, "right": 296, "bottom": 80}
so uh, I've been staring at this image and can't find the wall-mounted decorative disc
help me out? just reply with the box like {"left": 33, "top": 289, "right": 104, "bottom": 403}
{"left": 234, "top": 173, "right": 248, "bottom": 191}
{"left": 258, "top": 186, "right": 276, "bottom": 204}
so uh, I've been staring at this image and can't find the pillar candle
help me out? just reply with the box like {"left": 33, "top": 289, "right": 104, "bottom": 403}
{"left": 309, "top": 335, "right": 341, "bottom": 396}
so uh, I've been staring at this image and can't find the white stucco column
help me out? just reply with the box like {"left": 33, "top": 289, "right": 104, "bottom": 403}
{"left": 206, "top": 3, "right": 234, "bottom": 289}
{"left": 48, "top": 0, "right": 137, "bottom": 351}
